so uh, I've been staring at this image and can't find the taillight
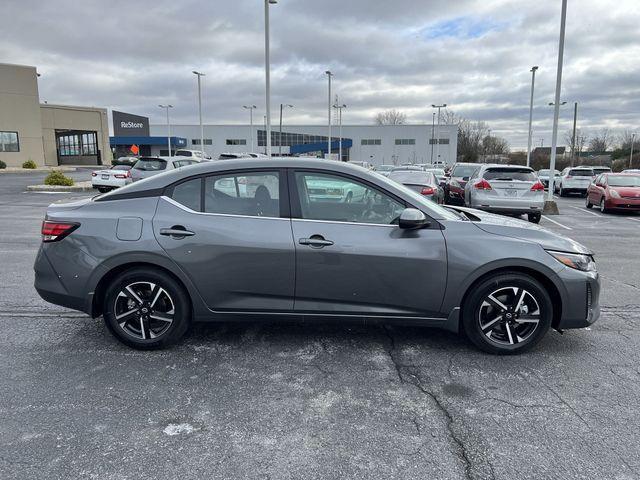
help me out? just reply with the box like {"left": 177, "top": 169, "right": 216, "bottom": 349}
{"left": 41, "top": 221, "right": 79, "bottom": 242}
{"left": 531, "top": 181, "right": 545, "bottom": 191}
{"left": 420, "top": 186, "right": 435, "bottom": 195}
{"left": 566, "top": 175, "right": 572, "bottom": 179}
{"left": 474, "top": 179, "right": 492, "bottom": 190}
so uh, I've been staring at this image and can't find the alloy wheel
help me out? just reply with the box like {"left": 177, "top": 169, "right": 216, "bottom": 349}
{"left": 478, "top": 286, "right": 541, "bottom": 346}
{"left": 113, "top": 281, "right": 175, "bottom": 340}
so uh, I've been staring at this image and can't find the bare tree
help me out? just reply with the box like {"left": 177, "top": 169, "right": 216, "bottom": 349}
{"left": 588, "top": 128, "right": 613, "bottom": 153}
{"left": 374, "top": 109, "right": 407, "bottom": 125}
{"left": 618, "top": 130, "right": 636, "bottom": 152}
{"left": 575, "top": 129, "right": 587, "bottom": 157}
{"left": 482, "top": 135, "right": 510, "bottom": 156}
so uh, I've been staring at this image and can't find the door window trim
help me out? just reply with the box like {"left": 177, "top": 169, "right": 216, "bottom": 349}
{"left": 287, "top": 168, "right": 440, "bottom": 228}
{"left": 164, "top": 168, "right": 290, "bottom": 219}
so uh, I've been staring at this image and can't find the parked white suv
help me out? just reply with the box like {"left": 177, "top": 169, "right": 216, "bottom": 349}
{"left": 131, "top": 156, "right": 200, "bottom": 182}
{"left": 555, "top": 167, "right": 595, "bottom": 196}
{"left": 174, "top": 149, "right": 212, "bottom": 160}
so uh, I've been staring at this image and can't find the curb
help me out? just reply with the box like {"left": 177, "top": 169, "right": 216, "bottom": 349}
{"left": 27, "top": 181, "right": 94, "bottom": 193}
{"left": 0, "top": 167, "right": 78, "bottom": 174}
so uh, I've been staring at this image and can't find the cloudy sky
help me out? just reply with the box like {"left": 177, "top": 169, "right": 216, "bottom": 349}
{"left": 2, "top": 0, "right": 638, "bottom": 149}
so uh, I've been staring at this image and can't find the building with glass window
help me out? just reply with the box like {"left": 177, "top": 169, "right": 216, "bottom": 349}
{"left": 149, "top": 124, "right": 458, "bottom": 166}
{"left": 0, "top": 63, "right": 110, "bottom": 167}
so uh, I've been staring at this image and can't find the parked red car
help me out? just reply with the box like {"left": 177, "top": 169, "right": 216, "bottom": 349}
{"left": 586, "top": 173, "right": 640, "bottom": 213}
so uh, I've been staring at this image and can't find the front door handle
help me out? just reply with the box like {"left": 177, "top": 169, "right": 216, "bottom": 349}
{"left": 160, "top": 226, "right": 195, "bottom": 238}
{"left": 299, "top": 235, "right": 334, "bottom": 248}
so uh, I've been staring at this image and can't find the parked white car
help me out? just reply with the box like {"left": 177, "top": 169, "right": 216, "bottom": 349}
{"left": 175, "top": 149, "right": 212, "bottom": 160}
{"left": 131, "top": 157, "right": 200, "bottom": 182}
{"left": 91, "top": 165, "right": 133, "bottom": 193}
{"left": 555, "top": 166, "right": 595, "bottom": 196}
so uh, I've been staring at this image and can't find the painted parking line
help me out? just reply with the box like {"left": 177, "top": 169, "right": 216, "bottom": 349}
{"left": 542, "top": 215, "right": 572, "bottom": 230}
{"left": 567, "top": 205, "right": 601, "bottom": 217}
{"left": 627, "top": 217, "right": 640, "bottom": 223}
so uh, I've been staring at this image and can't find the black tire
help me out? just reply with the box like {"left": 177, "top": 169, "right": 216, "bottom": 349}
{"left": 97, "top": 187, "right": 111, "bottom": 193}
{"left": 600, "top": 197, "right": 609, "bottom": 214}
{"left": 559, "top": 186, "right": 565, "bottom": 197}
{"left": 528, "top": 212, "right": 541, "bottom": 224}
{"left": 585, "top": 196, "right": 593, "bottom": 209}
{"left": 103, "top": 267, "right": 191, "bottom": 350}
{"left": 461, "top": 272, "right": 552, "bottom": 355}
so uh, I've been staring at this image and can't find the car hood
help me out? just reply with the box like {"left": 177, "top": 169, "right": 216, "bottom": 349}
{"left": 448, "top": 206, "right": 593, "bottom": 255}
{"left": 611, "top": 187, "right": 640, "bottom": 197}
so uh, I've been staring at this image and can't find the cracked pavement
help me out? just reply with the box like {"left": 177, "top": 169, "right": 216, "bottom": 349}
{"left": 1, "top": 174, "right": 639, "bottom": 479}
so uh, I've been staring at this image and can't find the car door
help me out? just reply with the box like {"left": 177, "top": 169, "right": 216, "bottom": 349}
{"left": 289, "top": 169, "right": 447, "bottom": 317}
{"left": 153, "top": 169, "right": 295, "bottom": 311}
{"left": 588, "top": 174, "right": 601, "bottom": 203}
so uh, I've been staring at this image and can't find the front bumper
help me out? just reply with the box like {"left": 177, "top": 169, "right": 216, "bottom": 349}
{"left": 556, "top": 268, "right": 601, "bottom": 329}
{"left": 606, "top": 197, "right": 640, "bottom": 210}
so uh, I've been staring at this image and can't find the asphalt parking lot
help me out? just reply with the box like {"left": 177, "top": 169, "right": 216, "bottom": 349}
{"left": 1, "top": 172, "right": 639, "bottom": 480}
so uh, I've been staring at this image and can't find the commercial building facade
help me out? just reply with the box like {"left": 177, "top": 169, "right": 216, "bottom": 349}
{"left": 0, "top": 63, "right": 110, "bottom": 167}
{"left": 147, "top": 123, "right": 458, "bottom": 166}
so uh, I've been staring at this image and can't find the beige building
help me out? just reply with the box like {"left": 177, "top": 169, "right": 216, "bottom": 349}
{"left": 0, "top": 63, "right": 110, "bottom": 167}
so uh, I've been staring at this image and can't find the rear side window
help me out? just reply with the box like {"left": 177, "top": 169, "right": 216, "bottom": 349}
{"left": 569, "top": 169, "right": 594, "bottom": 177}
{"left": 483, "top": 168, "right": 536, "bottom": 181}
{"left": 134, "top": 159, "right": 166, "bottom": 171}
{"left": 171, "top": 178, "right": 201, "bottom": 212}
{"left": 204, "top": 172, "right": 280, "bottom": 218}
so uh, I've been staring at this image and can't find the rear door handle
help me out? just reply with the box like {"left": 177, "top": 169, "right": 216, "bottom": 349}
{"left": 299, "top": 236, "right": 334, "bottom": 248}
{"left": 160, "top": 227, "right": 195, "bottom": 238}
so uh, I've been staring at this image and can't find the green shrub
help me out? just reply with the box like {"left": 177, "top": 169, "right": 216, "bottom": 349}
{"left": 0, "top": 160, "right": 6, "bottom": 169}
{"left": 22, "top": 159, "right": 37, "bottom": 169}
{"left": 44, "top": 170, "right": 74, "bottom": 186}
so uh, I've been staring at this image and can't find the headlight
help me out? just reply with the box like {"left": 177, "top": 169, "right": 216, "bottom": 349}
{"left": 610, "top": 189, "right": 620, "bottom": 198}
{"left": 547, "top": 250, "right": 596, "bottom": 272}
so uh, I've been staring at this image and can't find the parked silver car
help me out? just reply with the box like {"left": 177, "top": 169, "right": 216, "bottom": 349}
{"left": 35, "top": 158, "right": 600, "bottom": 354}
{"left": 388, "top": 170, "right": 444, "bottom": 204}
{"left": 464, "top": 164, "right": 545, "bottom": 223}
{"left": 131, "top": 156, "right": 200, "bottom": 182}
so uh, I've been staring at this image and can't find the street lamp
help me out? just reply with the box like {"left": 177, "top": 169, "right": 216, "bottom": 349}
{"left": 430, "top": 112, "right": 436, "bottom": 163}
{"left": 333, "top": 102, "right": 347, "bottom": 161}
{"left": 432, "top": 103, "right": 447, "bottom": 164}
{"left": 279, "top": 103, "right": 293, "bottom": 156}
{"left": 526, "top": 66, "right": 539, "bottom": 167}
{"left": 630, "top": 133, "right": 636, "bottom": 169}
{"left": 547, "top": 0, "right": 568, "bottom": 205}
{"left": 193, "top": 71, "right": 206, "bottom": 159}
{"left": 264, "top": 0, "right": 277, "bottom": 157}
{"left": 158, "top": 104, "right": 173, "bottom": 158}
{"left": 326, "top": 71, "right": 333, "bottom": 159}
{"left": 243, "top": 105, "right": 257, "bottom": 152}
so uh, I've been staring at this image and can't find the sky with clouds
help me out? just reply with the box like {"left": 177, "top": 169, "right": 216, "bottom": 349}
{"left": 1, "top": 0, "right": 638, "bottom": 149}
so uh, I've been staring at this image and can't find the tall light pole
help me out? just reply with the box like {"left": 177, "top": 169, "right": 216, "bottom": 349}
{"left": 630, "top": 133, "right": 636, "bottom": 169}
{"left": 430, "top": 112, "right": 436, "bottom": 163}
{"left": 264, "top": 0, "right": 277, "bottom": 157}
{"left": 325, "top": 71, "right": 333, "bottom": 159}
{"left": 279, "top": 103, "right": 293, "bottom": 156}
{"left": 526, "top": 66, "right": 539, "bottom": 167}
{"left": 159, "top": 104, "right": 173, "bottom": 158}
{"left": 547, "top": 0, "right": 568, "bottom": 205}
{"left": 570, "top": 102, "right": 578, "bottom": 166}
{"left": 432, "top": 104, "right": 447, "bottom": 164}
{"left": 333, "top": 102, "right": 347, "bottom": 161}
{"left": 193, "top": 71, "right": 206, "bottom": 158}
{"left": 243, "top": 105, "right": 257, "bottom": 152}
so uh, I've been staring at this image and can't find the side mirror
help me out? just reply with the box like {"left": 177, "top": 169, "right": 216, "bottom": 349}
{"left": 399, "top": 208, "right": 429, "bottom": 229}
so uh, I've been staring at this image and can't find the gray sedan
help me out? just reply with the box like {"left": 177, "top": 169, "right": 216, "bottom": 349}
{"left": 35, "top": 158, "right": 600, "bottom": 354}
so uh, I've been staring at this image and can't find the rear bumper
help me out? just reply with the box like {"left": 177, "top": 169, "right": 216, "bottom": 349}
{"left": 470, "top": 198, "right": 544, "bottom": 215}
{"left": 33, "top": 247, "right": 88, "bottom": 314}
{"left": 556, "top": 268, "right": 601, "bottom": 329}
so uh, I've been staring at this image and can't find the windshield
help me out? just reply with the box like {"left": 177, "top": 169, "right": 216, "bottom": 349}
{"left": 451, "top": 164, "right": 478, "bottom": 177}
{"left": 608, "top": 176, "right": 640, "bottom": 187}
{"left": 133, "top": 159, "right": 167, "bottom": 171}
{"left": 538, "top": 169, "right": 550, "bottom": 175}
{"left": 389, "top": 171, "right": 434, "bottom": 184}
{"left": 111, "top": 165, "right": 131, "bottom": 171}
{"left": 374, "top": 174, "right": 459, "bottom": 220}
{"left": 592, "top": 167, "right": 611, "bottom": 174}
{"left": 483, "top": 167, "right": 536, "bottom": 181}
{"left": 426, "top": 168, "right": 445, "bottom": 176}
{"left": 569, "top": 169, "right": 594, "bottom": 176}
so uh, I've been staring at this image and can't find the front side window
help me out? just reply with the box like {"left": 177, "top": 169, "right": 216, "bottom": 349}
{"left": 0, "top": 131, "right": 20, "bottom": 152}
{"left": 295, "top": 172, "right": 405, "bottom": 225}
{"left": 205, "top": 171, "right": 279, "bottom": 217}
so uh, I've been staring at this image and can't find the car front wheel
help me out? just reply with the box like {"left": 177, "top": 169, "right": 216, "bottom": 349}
{"left": 528, "top": 212, "right": 541, "bottom": 223}
{"left": 462, "top": 273, "right": 552, "bottom": 354}
{"left": 103, "top": 267, "right": 191, "bottom": 349}
{"left": 600, "top": 197, "right": 609, "bottom": 213}
{"left": 585, "top": 195, "right": 593, "bottom": 208}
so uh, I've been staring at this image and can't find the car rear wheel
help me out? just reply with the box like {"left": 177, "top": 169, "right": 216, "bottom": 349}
{"left": 600, "top": 197, "right": 609, "bottom": 213}
{"left": 559, "top": 186, "right": 565, "bottom": 197}
{"left": 462, "top": 273, "right": 552, "bottom": 354}
{"left": 97, "top": 187, "right": 111, "bottom": 193}
{"left": 585, "top": 196, "right": 593, "bottom": 208}
{"left": 527, "top": 213, "right": 541, "bottom": 224}
{"left": 103, "top": 267, "right": 191, "bottom": 349}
